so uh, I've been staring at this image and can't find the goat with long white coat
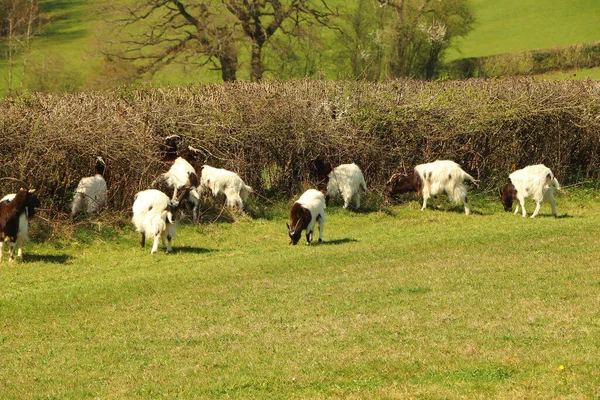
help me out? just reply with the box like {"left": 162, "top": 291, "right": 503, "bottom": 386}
{"left": 287, "top": 189, "right": 326, "bottom": 245}
{"left": 501, "top": 164, "right": 560, "bottom": 218}
{"left": 200, "top": 165, "right": 253, "bottom": 209}
{"left": 385, "top": 160, "right": 476, "bottom": 215}
{"left": 132, "top": 188, "right": 188, "bottom": 254}
{"left": 325, "top": 163, "right": 367, "bottom": 209}
{"left": 151, "top": 157, "right": 201, "bottom": 223}
{"left": 0, "top": 179, "right": 41, "bottom": 262}
{"left": 71, "top": 157, "right": 107, "bottom": 217}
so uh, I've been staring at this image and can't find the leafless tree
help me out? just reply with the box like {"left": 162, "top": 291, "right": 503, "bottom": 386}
{"left": 0, "top": 0, "right": 40, "bottom": 92}
{"left": 106, "top": 0, "right": 336, "bottom": 82}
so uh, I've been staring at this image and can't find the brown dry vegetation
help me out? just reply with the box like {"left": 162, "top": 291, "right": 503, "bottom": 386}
{"left": 0, "top": 78, "right": 599, "bottom": 217}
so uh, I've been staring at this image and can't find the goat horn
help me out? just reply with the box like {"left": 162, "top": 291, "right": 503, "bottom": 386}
{"left": 176, "top": 186, "right": 191, "bottom": 202}
{"left": 0, "top": 177, "right": 29, "bottom": 191}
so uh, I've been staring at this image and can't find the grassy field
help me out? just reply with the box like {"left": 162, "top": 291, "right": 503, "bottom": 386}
{"left": 536, "top": 66, "right": 600, "bottom": 81}
{"left": 2, "top": 0, "right": 600, "bottom": 95}
{"left": 1, "top": 189, "right": 600, "bottom": 398}
{"left": 447, "top": 0, "right": 600, "bottom": 60}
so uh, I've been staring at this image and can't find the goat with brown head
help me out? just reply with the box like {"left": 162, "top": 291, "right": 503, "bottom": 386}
{"left": 385, "top": 160, "right": 475, "bottom": 214}
{"left": 0, "top": 178, "right": 41, "bottom": 261}
{"left": 384, "top": 170, "right": 422, "bottom": 198}
{"left": 287, "top": 189, "right": 326, "bottom": 245}
{"left": 500, "top": 179, "right": 518, "bottom": 212}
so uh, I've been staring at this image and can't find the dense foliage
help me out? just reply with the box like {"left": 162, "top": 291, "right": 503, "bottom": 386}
{"left": 1, "top": 78, "right": 599, "bottom": 214}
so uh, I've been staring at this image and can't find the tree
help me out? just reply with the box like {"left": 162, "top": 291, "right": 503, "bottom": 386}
{"left": 0, "top": 0, "right": 40, "bottom": 92}
{"left": 379, "top": 0, "right": 474, "bottom": 79}
{"left": 107, "top": 0, "right": 335, "bottom": 83}
{"left": 107, "top": 0, "right": 239, "bottom": 82}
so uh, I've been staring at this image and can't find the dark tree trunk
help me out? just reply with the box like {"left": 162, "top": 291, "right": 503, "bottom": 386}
{"left": 250, "top": 41, "right": 264, "bottom": 82}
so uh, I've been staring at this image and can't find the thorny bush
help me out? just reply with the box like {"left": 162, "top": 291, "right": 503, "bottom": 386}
{"left": 1, "top": 78, "right": 599, "bottom": 218}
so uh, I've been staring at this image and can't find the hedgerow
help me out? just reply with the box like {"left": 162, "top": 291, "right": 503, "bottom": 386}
{"left": 1, "top": 78, "right": 599, "bottom": 215}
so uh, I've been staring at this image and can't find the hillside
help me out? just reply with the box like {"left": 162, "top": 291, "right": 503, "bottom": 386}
{"left": 1, "top": 0, "right": 600, "bottom": 96}
{"left": 446, "top": 0, "right": 600, "bottom": 60}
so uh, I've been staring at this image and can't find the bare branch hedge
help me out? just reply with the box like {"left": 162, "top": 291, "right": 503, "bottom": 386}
{"left": 1, "top": 78, "right": 599, "bottom": 215}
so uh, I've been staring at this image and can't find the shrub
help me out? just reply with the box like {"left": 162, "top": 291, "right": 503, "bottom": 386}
{"left": 1, "top": 79, "right": 599, "bottom": 215}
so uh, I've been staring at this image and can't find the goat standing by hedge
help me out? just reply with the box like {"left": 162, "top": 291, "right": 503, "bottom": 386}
{"left": 71, "top": 156, "right": 107, "bottom": 217}
{"left": 385, "top": 160, "right": 476, "bottom": 215}
{"left": 0, "top": 178, "right": 41, "bottom": 262}
{"left": 501, "top": 164, "right": 560, "bottom": 218}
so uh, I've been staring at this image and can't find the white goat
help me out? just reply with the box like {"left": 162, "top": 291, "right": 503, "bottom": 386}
{"left": 200, "top": 165, "right": 253, "bottom": 209}
{"left": 501, "top": 164, "right": 560, "bottom": 218}
{"left": 151, "top": 157, "right": 201, "bottom": 223}
{"left": 326, "top": 163, "right": 367, "bottom": 209}
{"left": 287, "top": 189, "right": 326, "bottom": 245}
{"left": 132, "top": 189, "right": 187, "bottom": 254}
{"left": 71, "top": 157, "right": 107, "bottom": 217}
{"left": 385, "top": 160, "right": 476, "bottom": 215}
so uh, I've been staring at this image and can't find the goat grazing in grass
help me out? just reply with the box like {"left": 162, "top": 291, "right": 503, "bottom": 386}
{"left": 151, "top": 157, "right": 201, "bottom": 223}
{"left": 501, "top": 164, "right": 560, "bottom": 218}
{"left": 385, "top": 160, "right": 476, "bottom": 215}
{"left": 315, "top": 162, "right": 367, "bottom": 209}
{"left": 71, "top": 156, "right": 107, "bottom": 217}
{"left": 200, "top": 165, "right": 253, "bottom": 210}
{"left": 0, "top": 178, "right": 41, "bottom": 262}
{"left": 132, "top": 188, "right": 190, "bottom": 254}
{"left": 287, "top": 189, "right": 326, "bottom": 245}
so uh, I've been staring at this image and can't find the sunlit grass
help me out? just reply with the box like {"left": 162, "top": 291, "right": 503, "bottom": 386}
{"left": 1, "top": 189, "right": 600, "bottom": 398}
{"left": 447, "top": 0, "right": 600, "bottom": 61}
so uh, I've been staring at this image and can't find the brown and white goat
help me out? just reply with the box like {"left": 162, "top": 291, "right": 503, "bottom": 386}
{"left": 500, "top": 164, "right": 560, "bottom": 218}
{"left": 311, "top": 158, "right": 367, "bottom": 209}
{"left": 132, "top": 188, "right": 191, "bottom": 254}
{"left": 0, "top": 178, "right": 41, "bottom": 262}
{"left": 384, "top": 160, "right": 476, "bottom": 214}
{"left": 287, "top": 189, "right": 326, "bottom": 245}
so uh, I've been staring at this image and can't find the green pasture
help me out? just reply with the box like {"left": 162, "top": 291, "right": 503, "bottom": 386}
{"left": 447, "top": 0, "right": 600, "bottom": 61}
{"left": 2, "top": 0, "right": 600, "bottom": 95}
{"left": 1, "top": 189, "right": 599, "bottom": 398}
{"left": 536, "top": 66, "right": 600, "bottom": 81}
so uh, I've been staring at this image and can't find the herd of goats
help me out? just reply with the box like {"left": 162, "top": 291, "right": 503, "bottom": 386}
{"left": 0, "top": 136, "right": 561, "bottom": 260}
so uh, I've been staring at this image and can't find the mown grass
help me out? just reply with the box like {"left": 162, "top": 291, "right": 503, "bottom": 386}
{"left": 446, "top": 0, "right": 600, "bottom": 61}
{"left": 1, "top": 189, "right": 600, "bottom": 398}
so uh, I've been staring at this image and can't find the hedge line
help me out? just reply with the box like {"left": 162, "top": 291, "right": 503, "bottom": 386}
{"left": 1, "top": 79, "right": 599, "bottom": 215}
{"left": 447, "top": 41, "right": 600, "bottom": 79}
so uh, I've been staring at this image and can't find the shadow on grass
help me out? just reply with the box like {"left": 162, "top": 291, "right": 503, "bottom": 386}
{"left": 320, "top": 238, "right": 358, "bottom": 246}
{"left": 26, "top": 254, "right": 72, "bottom": 264}
{"left": 174, "top": 246, "right": 216, "bottom": 255}
{"left": 555, "top": 213, "right": 574, "bottom": 219}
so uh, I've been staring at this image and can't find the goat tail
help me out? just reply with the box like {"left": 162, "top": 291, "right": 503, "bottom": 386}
{"left": 150, "top": 212, "right": 168, "bottom": 237}
{"left": 360, "top": 175, "right": 367, "bottom": 191}
{"left": 463, "top": 171, "right": 478, "bottom": 186}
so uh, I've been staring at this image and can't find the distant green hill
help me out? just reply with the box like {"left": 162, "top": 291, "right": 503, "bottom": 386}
{"left": 1, "top": 0, "right": 600, "bottom": 96}
{"left": 447, "top": 0, "right": 600, "bottom": 60}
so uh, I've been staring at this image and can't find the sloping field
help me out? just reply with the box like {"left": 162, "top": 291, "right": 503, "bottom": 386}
{"left": 2, "top": 0, "right": 600, "bottom": 95}
{"left": 447, "top": 0, "right": 600, "bottom": 60}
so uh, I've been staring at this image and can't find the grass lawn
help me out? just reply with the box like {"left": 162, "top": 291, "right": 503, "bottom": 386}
{"left": 447, "top": 0, "right": 600, "bottom": 61}
{"left": 1, "top": 189, "right": 599, "bottom": 398}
